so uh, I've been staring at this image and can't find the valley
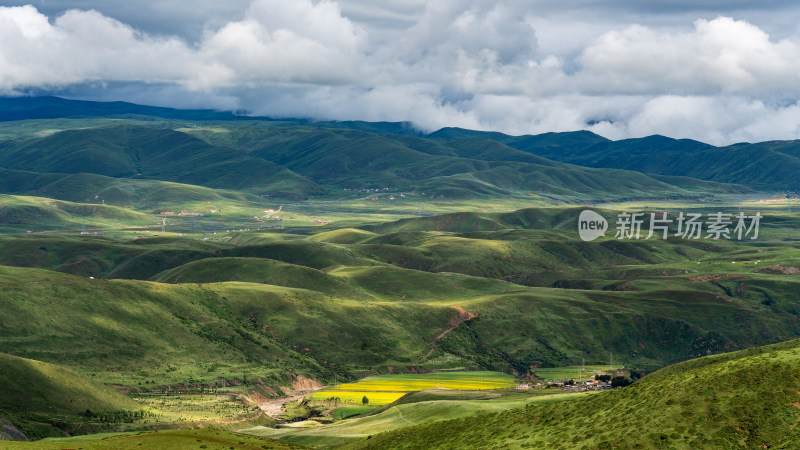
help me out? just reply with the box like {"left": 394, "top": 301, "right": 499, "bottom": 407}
{"left": 2, "top": 97, "right": 800, "bottom": 448}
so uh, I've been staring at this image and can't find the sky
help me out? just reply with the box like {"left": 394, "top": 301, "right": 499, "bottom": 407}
{"left": 3, "top": 1, "right": 800, "bottom": 144}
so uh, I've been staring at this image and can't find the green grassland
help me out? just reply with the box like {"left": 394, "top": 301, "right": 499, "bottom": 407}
{"left": 348, "top": 338, "right": 800, "bottom": 449}
{"left": 0, "top": 195, "right": 156, "bottom": 233}
{"left": 244, "top": 389, "right": 585, "bottom": 448}
{"left": 0, "top": 352, "right": 142, "bottom": 439}
{"left": 130, "top": 394, "right": 260, "bottom": 425}
{"left": 0, "top": 351, "right": 281, "bottom": 440}
{"left": 4, "top": 101, "right": 800, "bottom": 446}
{"left": 4, "top": 200, "right": 800, "bottom": 442}
{"left": 3, "top": 204, "right": 800, "bottom": 384}
{"left": 2, "top": 429, "right": 302, "bottom": 449}
{"left": 0, "top": 352, "right": 139, "bottom": 415}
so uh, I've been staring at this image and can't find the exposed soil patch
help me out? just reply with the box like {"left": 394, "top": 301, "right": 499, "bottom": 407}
{"left": 422, "top": 306, "right": 477, "bottom": 360}
{"left": 257, "top": 392, "right": 307, "bottom": 418}
{"left": 289, "top": 373, "right": 324, "bottom": 390}
{"left": 753, "top": 265, "right": 800, "bottom": 275}
{"left": 687, "top": 274, "right": 743, "bottom": 282}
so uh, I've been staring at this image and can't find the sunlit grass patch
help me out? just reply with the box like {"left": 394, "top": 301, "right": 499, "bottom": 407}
{"left": 132, "top": 394, "right": 260, "bottom": 423}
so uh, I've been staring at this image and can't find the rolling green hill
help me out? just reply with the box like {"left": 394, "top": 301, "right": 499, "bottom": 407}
{"left": 203, "top": 125, "right": 737, "bottom": 199}
{"left": 0, "top": 96, "right": 795, "bottom": 195}
{"left": 151, "top": 257, "right": 370, "bottom": 299}
{"left": 4, "top": 96, "right": 800, "bottom": 447}
{"left": 0, "top": 97, "right": 760, "bottom": 201}
{"left": 422, "top": 126, "right": 800, "bottom": 191}
{"left": 350, "top": 338, "right": 800, "bottom": 449}
{"left": 564, "top": 139, "right": 800, "bottom": 190}
{"left": 447, "top": 130, "right": 800, "bottom": 191}
{"left": 2, "top": 429, "right": 302, "bottom": 449}
{"left": 4, "top": 203, "right": 800, "bottom": 376}
{"left": 0, "top": 167, "right": 265, "bottom": 210}
{"left": 0, "top": 352, "right": 142, "bottom": 441}
{"left": 0, "top": 195, "right": 155, "bottom": 232}
{"left": 0, "top": 265, "right": 461, "bottom": 384}
{"left": 0, "top": 352, "right": 139, "bottom": 416}
{"left": 0, "top": 125, "right": 323, "bottom": 197}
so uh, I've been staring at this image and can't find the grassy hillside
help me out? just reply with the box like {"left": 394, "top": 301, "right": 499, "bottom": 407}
{"left": 0, "top": 195, "right": 155, "bottom": 233}
{"left": 2, "top": 429, "right": 302, "bottom": 449}
{"left": 2, "top": 96, "right": 796, "bottom": 195}
{"left": 4, "top": 239, "right": 800, "bottom": 384}
{"left": 492, "top": 131, "right": 800, "bottom": 190}
{"left": 4, "top": 203, "right": 800, "bottom": 375}
{"left": 151, "top": 257, "right": 370, "bottom": 299}
{"left": 0, "top": 353, "right": 139, "bottom": 416}
{"left": 0, "top": 125, "right": 323, "bottom": 197}
{"left": 0, "top": 353, "right": 143, "bottom": 441}
{"left": 4, "top": 97, "right": 800, "bottom": 447}
{"left": 350, "top": 338, "right": 800, "bottom": 449}
{"left": 183, "top": 124, "right": 731, "bottom": 199}
{"left": 0, "top": 167, "right": 268, "bottom": 211}
{"left": 246, "top": 390, "right": 571, "bottom": 447}
{"left": 0, "top": 265, "right": 462, "bottom": 385}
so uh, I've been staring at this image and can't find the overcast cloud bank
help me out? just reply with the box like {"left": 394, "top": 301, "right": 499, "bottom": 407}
{"left": 2, "top": 1, "right": 800, "bottom": 144}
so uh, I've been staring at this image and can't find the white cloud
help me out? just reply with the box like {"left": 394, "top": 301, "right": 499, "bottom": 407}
{"left": 578, "top": 17, "right": 800, "bottom": 95}
{"left": 0, "top": 6, "right": 199, "bottom": 88}
{"left": 3, "top": 3, "right": 800, "bottom": 144}
{"left": 194, "top": 0, "right": 366, "bottom": 89}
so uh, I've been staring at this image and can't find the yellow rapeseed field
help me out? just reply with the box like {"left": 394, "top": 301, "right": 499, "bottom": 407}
{"left": 310, "top": 371, "right": 516, "bottom": 405}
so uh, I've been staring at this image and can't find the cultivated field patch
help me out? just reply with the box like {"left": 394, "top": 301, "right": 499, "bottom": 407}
{"left": 311, "top": 371, "right": 516, "bottom": 405}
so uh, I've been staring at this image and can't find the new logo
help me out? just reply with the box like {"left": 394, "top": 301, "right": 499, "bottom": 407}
{"left": 578, "top": 210, "right": 608, "bottom": 241}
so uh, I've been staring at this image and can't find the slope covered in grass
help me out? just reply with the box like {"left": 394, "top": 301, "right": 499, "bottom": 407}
{"left": 0, "top": 195, "right": 154, "bottom": 232}
{"left": 0, "top": 265, "right": 459, "bottom": 385}
{"left": 0, "top": 352, "right": 139, "bottom": 416}
{"left": 151, "top": 257, "right": 369, "bottom": 299}
{"left": 0, "top": 125, "right": 323, "bottom": 197}
{"left": 0, "top": 167, "right": 261, "bottom": 209}
{"left": 247, "top": 390, "right": 570, "bottom": 448}
{"left": 3, "top": 429, "right": 302, "bottom": 449}
{"left": 352, "top": 338, "right": 800, "bottom": 449}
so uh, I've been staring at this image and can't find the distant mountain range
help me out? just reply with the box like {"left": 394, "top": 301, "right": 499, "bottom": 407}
{"left": 0, "top": 96, "right": 795, "bottom": 201}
